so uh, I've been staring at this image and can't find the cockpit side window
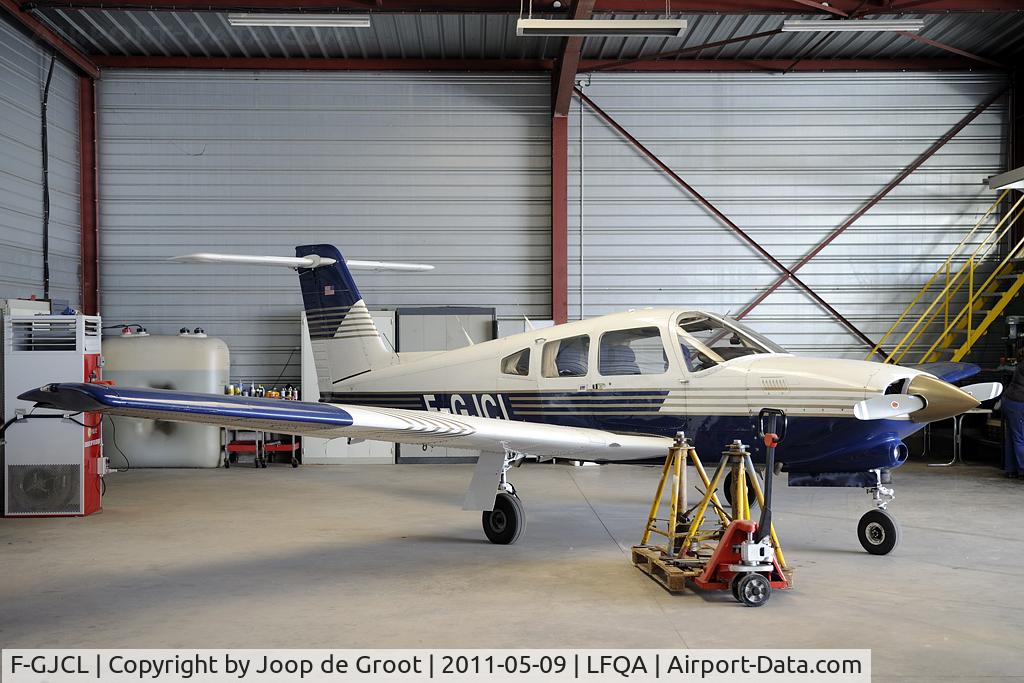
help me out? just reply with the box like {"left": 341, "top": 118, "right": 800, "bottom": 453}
{"left": 501, "top": 348, "right": 531, "bottom": 376}
{"left": 676, "top": 314, "right": 776, "bottom": 371}
{"left": 599, "top": 327, "right": 669, "bottom": 376}
{"left": 541, "top": 335, "right": 590, "bottom": 378}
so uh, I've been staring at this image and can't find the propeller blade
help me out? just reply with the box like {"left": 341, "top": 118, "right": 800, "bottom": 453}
{"left": 854, "top": 394, "right": 926, "bottom": 421}
{"left": 961, "top": 382, "right": 1002, "bottom": 402}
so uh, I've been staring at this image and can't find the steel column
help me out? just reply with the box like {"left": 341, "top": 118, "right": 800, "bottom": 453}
{"left": 732, "top": 85, "right": 1009, "bottom": 327}
{"left": 573, "top": 87, "right": 879, "bottom": 350}
{"left": 551, "top": 115, "right": 569, "bottom": 324}
{"left": 79, "top": 76, "right": 98, "bottom": 315}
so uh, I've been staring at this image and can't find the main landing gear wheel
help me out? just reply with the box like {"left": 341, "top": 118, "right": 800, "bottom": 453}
{"left": 482, "top": 492, "right": 525, "bottom": 545}
{"left": 723, "top": 472, "right": 757, "bottom": 508}
{"left": 734, "top": 572, "right": 772, "bottom": 607}
{"left": 858, "top": 509, "right": 900, "bottom": 555}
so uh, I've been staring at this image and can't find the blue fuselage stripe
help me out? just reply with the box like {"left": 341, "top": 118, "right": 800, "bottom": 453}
{"left": 325, "top": 390, "right": 919, "bottom": 472}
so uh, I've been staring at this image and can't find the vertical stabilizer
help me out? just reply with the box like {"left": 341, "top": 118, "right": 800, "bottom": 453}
{"left": 296, "top": 244, "right": 396, "bottom": 391}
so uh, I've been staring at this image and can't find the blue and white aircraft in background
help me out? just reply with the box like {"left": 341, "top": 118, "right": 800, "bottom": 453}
{"left": 21, "top": 244, "right": 1001, "bottom": 553}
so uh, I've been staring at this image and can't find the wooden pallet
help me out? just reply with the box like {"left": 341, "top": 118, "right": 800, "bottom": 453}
{"left": 631, "top": 545, "right": 701, "bottom": 593}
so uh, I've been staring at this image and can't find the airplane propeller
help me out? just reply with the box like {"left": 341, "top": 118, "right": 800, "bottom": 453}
{"left": 853, "top": 394, "right": 926, "bottom": 421}
{"left": 854, "top": 381, "right": 1002, "bottom": 421}
{"left": 960, "top": 382, "right": 1002, "bottom": 402}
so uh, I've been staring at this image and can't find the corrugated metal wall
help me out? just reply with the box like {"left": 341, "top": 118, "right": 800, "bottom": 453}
{"left": 0, "top": 17, "right": 80, "bottom": 306}
{"left": 97, "top": 71, "right": 550, "bottom": 384}
{"left": 568, "top": 72, "right": 1008, "bottom": 358}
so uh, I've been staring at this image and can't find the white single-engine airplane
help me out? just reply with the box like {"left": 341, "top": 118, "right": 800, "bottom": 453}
{"left": 21, "top": 244, "right": 1002, "bottom": 554}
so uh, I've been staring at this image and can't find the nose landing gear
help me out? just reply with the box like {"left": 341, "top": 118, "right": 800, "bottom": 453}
{"left": 858, "top": 469, "right": 900, "bottom": 555}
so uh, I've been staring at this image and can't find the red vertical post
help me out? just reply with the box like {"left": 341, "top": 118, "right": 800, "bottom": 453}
{"left": 79, "top": 75, "right": 99, "bottom": 315}
{"left": 551, "top": 115, "right": 569, "bottom": 324}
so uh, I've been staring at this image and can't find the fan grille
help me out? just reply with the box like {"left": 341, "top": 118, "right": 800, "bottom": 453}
{"left": 6, "top": 464, "right": 81, "bottom": 515}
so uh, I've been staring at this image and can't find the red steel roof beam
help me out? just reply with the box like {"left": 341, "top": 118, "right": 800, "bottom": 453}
{"left": 896, "top": 30, "right": 1008, "bottom": 69}
{"left": 787, "top": 0, "right": 848, "bottom": 16}
{"left": 577, "top": 57, "right": 995, "bottom": 71}
{"left": 91, "top": 55, "right": 555, "bottom": 69}
{"left": 552, "top": 0, "right": 597, "bottom": 116}
{"left": 0, "top": 0, "right": 98, "bottom": 77}
{"left": 20, "top": 0, "right": 1024, "bottom": 11}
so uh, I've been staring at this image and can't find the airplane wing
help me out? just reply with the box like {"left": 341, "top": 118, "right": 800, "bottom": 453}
{"left": 19, "top": 383, "right": 672, "bottom": 462}
{"left": 905, "top": 361, "right": 981, "bottom": 383}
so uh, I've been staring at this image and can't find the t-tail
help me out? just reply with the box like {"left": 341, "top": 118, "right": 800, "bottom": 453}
{"left": 171, "top": 245, "right": 432, "bottom": 399}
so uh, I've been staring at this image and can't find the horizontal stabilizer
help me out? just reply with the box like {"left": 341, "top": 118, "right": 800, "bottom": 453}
{"left": 171, "top": 252, "right": 433, "bottom": 272}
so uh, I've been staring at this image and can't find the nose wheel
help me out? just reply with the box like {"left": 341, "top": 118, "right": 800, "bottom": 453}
{"left": 859, "top": 469, "right": 900, "bottom": 555}
{"left": 858, "top": 508, "right": 900, "bottom": 555}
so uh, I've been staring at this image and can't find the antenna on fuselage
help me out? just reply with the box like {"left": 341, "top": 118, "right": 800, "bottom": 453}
{"left": 456, "top": 315, "right": 475, "bottom": 347}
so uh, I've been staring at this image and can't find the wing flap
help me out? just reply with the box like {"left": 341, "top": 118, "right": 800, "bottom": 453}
{"left": 20, "top": 383, "right": 671, "bottom": 461}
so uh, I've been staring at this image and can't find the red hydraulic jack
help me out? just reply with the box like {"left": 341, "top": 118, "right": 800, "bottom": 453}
{"left": 632, "top": 409, "right": 792, "bottom": 606}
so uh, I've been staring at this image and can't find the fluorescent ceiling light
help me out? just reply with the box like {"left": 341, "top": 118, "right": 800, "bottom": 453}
{"left": 989, "top": 166, "right": 1024, "bottom": 191}
{"left": 516, "top": 18, "right": 687, "bottom": 37}
{"left": 227, "top": 13, "right": 371, "bottom": 28}
{"left": 781, "top": 19, "right": 925, "bottom": 32}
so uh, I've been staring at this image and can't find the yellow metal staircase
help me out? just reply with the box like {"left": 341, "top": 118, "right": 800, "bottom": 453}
{"left": 869, "top": 190, "right": 1024, "bottom": 365}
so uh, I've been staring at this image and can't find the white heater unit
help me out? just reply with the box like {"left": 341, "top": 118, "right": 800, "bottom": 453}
{"left": 2, "top": 315, "right": 104, "bottom": 516}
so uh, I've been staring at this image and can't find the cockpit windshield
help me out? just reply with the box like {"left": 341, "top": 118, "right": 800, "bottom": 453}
{"left": 675, "top": 314, "right": 784, "bottom": 372}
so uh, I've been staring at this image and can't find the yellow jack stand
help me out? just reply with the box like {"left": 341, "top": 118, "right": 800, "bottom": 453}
{"left": 631, "top": 433, "right": 792, "bottom": 598}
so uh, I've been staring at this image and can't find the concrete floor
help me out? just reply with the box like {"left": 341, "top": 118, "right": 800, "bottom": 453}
{"left": 1, "top": 460, "right": 1022, "bottom": 680}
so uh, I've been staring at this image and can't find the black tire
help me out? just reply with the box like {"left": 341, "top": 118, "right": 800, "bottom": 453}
{"left": 482, "top": 492, "right": 525, "bottom": 545}
{"left": 858, "top": 509, "right": 900, "bottom": 555}
{"left": 730, "top": 575, "right": 743, "bottom": 602}
{"left": 735, "top": 572, "right": 772, "bottom": 607}
{"left": 723, "top": 472, "right": 758, "bottom": 509}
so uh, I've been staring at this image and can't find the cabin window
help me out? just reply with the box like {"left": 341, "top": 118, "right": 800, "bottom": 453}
{"left": 599, "top": 327, "right": 668, "bottom": 376}
{"left": 501, "top": 348, "right": 531, "bottom": 376}
{"left": 541, "top": 335, "right": 590, "bottom": 378}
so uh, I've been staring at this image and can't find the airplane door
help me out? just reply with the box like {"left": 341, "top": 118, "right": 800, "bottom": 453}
{"left": 594, "top": 326, "right": 688, "bottom": 434}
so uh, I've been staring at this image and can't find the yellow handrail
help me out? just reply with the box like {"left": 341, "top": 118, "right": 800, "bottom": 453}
{"left": 916, "top": 206, "right": 1024, "bottom": 363}
{"left": 891, "top": 201, "right": 1024, "bottom": 364}
{"left": 866, "top": 189, "right": 1010, "bottom": 361}
{"left": 883, "top": 194, "right": 1024, "bottom": 364}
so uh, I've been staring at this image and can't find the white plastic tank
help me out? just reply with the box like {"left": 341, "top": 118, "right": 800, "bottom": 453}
{"left": 102, "top": 330, "right": 229, "bottom": 468}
